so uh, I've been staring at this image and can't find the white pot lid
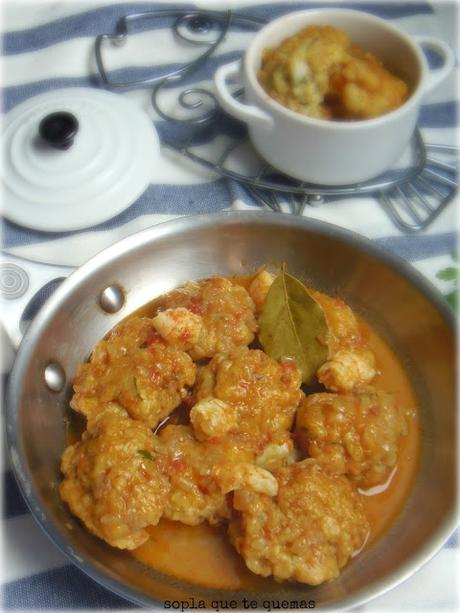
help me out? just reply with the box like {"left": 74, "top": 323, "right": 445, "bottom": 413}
{"left": 2, "top": 88, "right": 159, "bottom": 232}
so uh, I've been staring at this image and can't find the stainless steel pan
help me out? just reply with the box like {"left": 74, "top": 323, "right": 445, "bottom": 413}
{"left": 6, "top": 212, "right": 456, "bottom": 609}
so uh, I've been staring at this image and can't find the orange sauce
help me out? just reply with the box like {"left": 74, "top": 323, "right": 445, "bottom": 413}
{"left": 134, "top": 522, "right": 272, "bottom": 590}
{"left": 358, "top": 320, "right": 420, "bottom": 543}
{"left": 132, "top": 318, "right": 421, "bottom": 589}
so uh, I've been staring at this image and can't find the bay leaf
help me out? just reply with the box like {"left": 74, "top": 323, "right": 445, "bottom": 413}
{"left": 258, "top": 271, "right": 328, "bottom": 384}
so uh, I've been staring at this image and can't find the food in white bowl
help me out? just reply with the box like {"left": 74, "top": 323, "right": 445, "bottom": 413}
{"left": 214, "top": 9, "right": 454, "bottom": 184}
{"left": 258, "top": 25, "right": 409, "bottom": 120}
{"left": 60, "top": 268, "right": 419, "bottom": 588}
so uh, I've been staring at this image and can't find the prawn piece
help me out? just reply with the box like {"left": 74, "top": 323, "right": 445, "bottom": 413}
{"left": 152, "top": 307, "right": 203, "bottom": 352}
{"left": 190, "top": 397, "right": 238, "bottom": 441}
{"left": 255, "top": 439, "right": 298, "bottom": 472}
{"left": 214, "top": 463, "right": 278, "bottom": 497}
{"left": 317, "top": 348, "right": 376, "bottom": 393}
{"left": 310, "top": 290, "right": 377, "bottom": 391}
{"left": 248, "top": 270, "right": 275, "bottom": 313}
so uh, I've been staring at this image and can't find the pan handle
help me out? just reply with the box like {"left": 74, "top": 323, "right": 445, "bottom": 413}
{"left": 1, "top": 253, "right": 74, "bottom": 368}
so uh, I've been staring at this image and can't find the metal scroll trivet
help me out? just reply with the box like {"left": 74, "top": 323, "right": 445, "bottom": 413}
{"left": 94, "top": 8, "right": 458, "bottom": 233}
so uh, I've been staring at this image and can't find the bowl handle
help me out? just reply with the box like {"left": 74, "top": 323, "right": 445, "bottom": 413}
{"left": 214, "top": 60, "right": 273, "bottom": 129}
{"left": 412, "top": 36, "right": 455, "bottom": 97}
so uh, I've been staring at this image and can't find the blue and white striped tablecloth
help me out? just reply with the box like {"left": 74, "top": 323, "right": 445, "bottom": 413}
{"left": 2, "top": 0, "right": 458, "bottom": 610}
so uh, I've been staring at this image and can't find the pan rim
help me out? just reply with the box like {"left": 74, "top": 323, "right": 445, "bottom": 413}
{"left": 5, "top": 211, "right": 457, "bottom": 610}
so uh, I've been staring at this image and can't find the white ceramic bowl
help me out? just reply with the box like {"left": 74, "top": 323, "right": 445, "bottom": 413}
{"left": 214, "top": 9, "right": 454, "bottom": 185}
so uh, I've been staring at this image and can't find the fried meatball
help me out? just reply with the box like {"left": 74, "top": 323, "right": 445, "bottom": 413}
{"left": 259, "top": 26, "right": 350, "bottom": 119}
{"left": 229, "top": 460, "right": 369, "bottom": 585}
{"left": 309, "top": 290, "right": 377, "bottom": 392}
{"left": 156, "top": 425, "right": 256, "bottom": 526}
{"left": 328, "top": 47, "right": 409, "bottom": 120}
{"left": 71, "top": 317, "right": 196, "bottom": 428}
{"left": 295, "top": 390, "right": 408, "bottom": 488}
{"left": 60, "top": 410, "right": 169, "bottom": 550}
{"left": 157, "top": 277, "right": 257, "bottom": 360}
{"left": 194, "top": 347, "right": 302, "bottom": 455}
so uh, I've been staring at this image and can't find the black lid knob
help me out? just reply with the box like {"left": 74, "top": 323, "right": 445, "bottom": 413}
{"left": 39, "top": 112, "right": 79, "bottom": 150}
{"left": 188, "top": 15, "right": 213, "bottom": 33}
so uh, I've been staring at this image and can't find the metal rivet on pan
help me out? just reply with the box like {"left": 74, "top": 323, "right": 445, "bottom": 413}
{"left": 44, "top": 362, "right": 66, "bottom": 392}
{"left": 307, "top": 194, "right": 324, "bottom": 207}
{"left": 0, "top": 263, "right": 29, "bottom": 300}
{"left": 99, "top": 285, "right": 125, "bottom": 313}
